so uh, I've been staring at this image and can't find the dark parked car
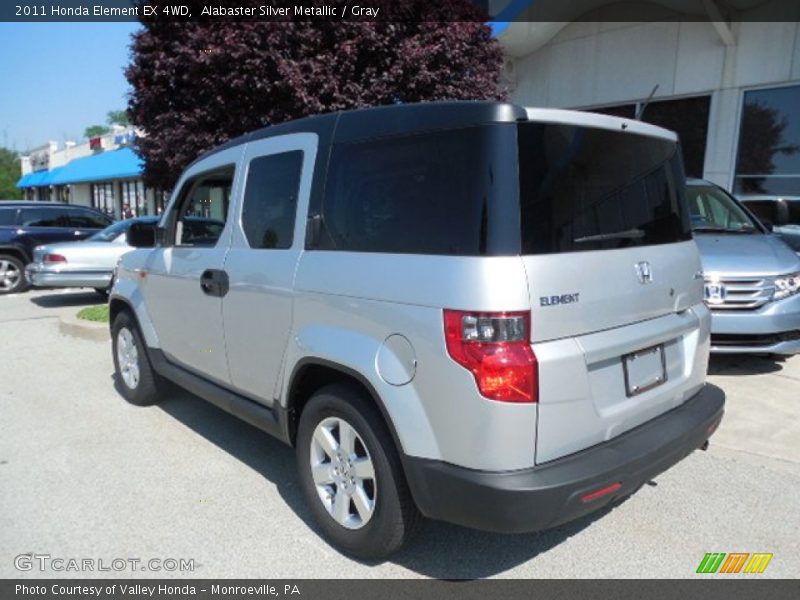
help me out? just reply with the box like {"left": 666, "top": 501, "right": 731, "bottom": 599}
{"left": 738, "top": 195, "right": 800, "bottom": 252}
{"left": 0, "top": 202, "right": 113, "bottom": 294}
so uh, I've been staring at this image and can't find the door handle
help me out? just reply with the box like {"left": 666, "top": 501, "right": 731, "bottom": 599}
{"left": 200, "top": 269, "right": 229, "bottom": 297}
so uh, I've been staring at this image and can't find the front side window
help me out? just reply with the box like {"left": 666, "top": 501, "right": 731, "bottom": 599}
{"left": 241, "top": 151, "right": 303, "bottom": 249}
{"left": 170, "top": 167, "right": 233, "bottom": 247}
{"left": 740, "top": 199, "right": 780, "bottom": 225}
{"left": 735, "top": 84, "right": 800, "bottom": 195}
{"left": 518, "top": 123, "right": 691, "bottom": 254}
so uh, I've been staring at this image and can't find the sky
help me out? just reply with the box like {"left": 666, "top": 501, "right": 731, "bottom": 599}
{"left": 0, "top": 22, "right": 141, "bottom": 152}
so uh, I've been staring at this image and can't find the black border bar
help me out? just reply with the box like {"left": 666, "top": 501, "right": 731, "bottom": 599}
{"left": 2, "top": 1, "right": 800, "bottom": 23}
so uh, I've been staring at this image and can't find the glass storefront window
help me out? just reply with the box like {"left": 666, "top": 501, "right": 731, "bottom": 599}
{"left": 91, "top": 182, "right": 115, "bottom": 217}
{"left": 589, "top": 96, "right": 710, "bottom": 178}
{"left": 121, "top": 180, "right": 147, "bottom": 216}
{"left": 735, "top": 84, "right": 800, "bottom": 196}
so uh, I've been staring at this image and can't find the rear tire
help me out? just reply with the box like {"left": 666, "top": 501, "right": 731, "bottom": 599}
{"left": 296, "top": 383, "right": 420, "bottom": 560}
{"left": 0, "top": 254, "right": 29, "bottom": 295}
{"left": 111, "top": 310, "right": 164, "bottom": 406}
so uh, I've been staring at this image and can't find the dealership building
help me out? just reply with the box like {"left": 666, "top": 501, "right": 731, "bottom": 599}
{"left": 497, "top": 3, "right": 800, "bottom": 196}
{"left": 16, "top": 128, "right": 166, "bottom": 218}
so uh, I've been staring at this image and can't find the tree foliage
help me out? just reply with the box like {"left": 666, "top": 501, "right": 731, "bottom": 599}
{"left": 84, "top": 125, "right": 111, "bottom": 139}
{"left": 107, "top": 110, "right": 131, "bottom": 127}
{"left": 0, "top": 147, "right": 23, "bottom": 200}
{"left": 125, "top": 0, "right": 507, "bottom": 189}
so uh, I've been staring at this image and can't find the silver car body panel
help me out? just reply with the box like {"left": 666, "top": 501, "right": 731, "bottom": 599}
{"left": 290, "top": 253, "right": 537, "bottom": 469}
{"left": 134, "top": 144, "right": 244, "bottom": 385}
{"left": 26, "top": 237, "right": 131, "bottom": 289}
{"left": 223, "top": 133, "right": 318, "bottom": 405}
{"left": 692, "top": 204, "right": 800, "bottom": 355}
{"left": 534, "top": 306, "right": 709, "bottom": 463}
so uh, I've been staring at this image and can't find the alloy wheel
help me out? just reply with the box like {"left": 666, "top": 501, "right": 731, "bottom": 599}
{"left": 0, "top": 260, "right": 21, "bottom": 292}
{"left": 116, "top": 327, "right": 140, "bottom": 389}
{"left": 309, "top": 417, "right": 376, "bottom": 530}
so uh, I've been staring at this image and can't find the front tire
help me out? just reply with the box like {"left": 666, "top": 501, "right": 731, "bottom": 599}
{"left": 0, "top": 254, "right": 29, "bottom": 295}
{"left": 296, "top": 384, "right": 420, "bottom": 560}
{"left": 111, "top": 310, "right": 164, "bottom": 406}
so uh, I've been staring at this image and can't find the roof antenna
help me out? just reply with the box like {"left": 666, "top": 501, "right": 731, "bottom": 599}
{"left": 636, "top": 84, "right": 660, "bottom": 121}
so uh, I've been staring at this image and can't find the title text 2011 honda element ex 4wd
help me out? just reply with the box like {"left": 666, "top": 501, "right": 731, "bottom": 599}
{"left": 110, "top": 102, "right": 724, "bottom": 559}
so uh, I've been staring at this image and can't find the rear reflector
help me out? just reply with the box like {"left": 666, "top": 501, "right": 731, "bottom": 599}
{"left": 580, "top": 482, "right": 622, "bottom": 504}
{"left": 443, "top": 310, "right": 538, "bottom": 403}
{"left": 43, "top": 254, "right": 67, "bottom": 263}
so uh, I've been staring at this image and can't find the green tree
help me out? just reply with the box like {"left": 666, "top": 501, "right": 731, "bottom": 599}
{"left": 84, "top": 125, "right": 110, "bottom": 139}
{"left": 106, "top": 110, "right": 130, "bottom": 127}
{"left": 0, "top": 147, "right": 23, "bottom": 199}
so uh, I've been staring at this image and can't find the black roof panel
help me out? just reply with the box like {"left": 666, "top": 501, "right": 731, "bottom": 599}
{"left": 191, "top": 101, "right": 526, "bottom": 165}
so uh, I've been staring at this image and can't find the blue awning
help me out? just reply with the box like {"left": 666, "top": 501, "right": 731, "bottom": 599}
{"left": 16, "top": 169, "right": 51, "bottom": 188}
{"left": 17, "top": 148, "right": 144, "bottom": 189}
{"left": 50, "top": 148, "right": 143, "bottom": 185}
{"left": 39, "top": 166, "right": 65, "bottom": 186}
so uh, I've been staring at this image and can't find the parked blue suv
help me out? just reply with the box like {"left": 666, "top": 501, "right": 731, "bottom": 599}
{"left": 0, "top": 202, "right": 113, "bottom": 294}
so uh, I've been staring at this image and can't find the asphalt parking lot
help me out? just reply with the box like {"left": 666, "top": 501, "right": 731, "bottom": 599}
{"left": 1, "top": 288, "right": 799, "bottom": 579}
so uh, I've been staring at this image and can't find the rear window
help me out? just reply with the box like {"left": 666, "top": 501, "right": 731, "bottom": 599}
{"left": 318, "top": 126, "right": 520, "bottom": 255}
{"left": 0, "top": 208, "right": 16, "bottom": 226}
{"left": 518, "top": 124, "right": 691, "bottom": 254}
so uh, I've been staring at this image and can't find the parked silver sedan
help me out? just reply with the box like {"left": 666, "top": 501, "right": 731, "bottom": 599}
{"left": 26, "top": 217, "right": 159, "bottom": 294}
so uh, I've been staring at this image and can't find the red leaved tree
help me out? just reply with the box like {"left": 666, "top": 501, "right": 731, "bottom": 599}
{"left": 125, "top": 1, "right": 507, "bottom": 190}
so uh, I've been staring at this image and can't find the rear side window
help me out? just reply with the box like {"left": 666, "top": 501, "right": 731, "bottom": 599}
{"left": 19, "top": 208, "right": 70, "bottom": 227}
{"left": 0, "top": 208, "right": 16, "bottom": 226}
{"left": 241, "top": 151, "right": 303, "bottom": 249}
{"left": 518, "top": 124, "right": 691, "bottom": 254}
{"left": 68, "top": 209, "right": 111, "bottom": 229}
{"left": 318, "top": 126, "right": 520, "bottom": 255}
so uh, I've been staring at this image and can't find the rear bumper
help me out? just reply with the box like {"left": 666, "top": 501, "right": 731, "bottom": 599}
{"left": 26, "top": 263, "right": 112, "bottom": 289}
{"left": 402, "top": 383, "right": 724, "bottom": 534}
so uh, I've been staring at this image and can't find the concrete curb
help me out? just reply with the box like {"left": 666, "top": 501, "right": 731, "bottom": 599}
{"left": 58, "top": 313, "right": 110, "bottom": 342}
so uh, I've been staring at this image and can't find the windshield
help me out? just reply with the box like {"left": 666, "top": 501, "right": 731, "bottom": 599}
{"left": 88, "top": 219, "right": 134, "bottom": 242}
{"left": 687, "top": 185, "right": 759, "bottom": 233}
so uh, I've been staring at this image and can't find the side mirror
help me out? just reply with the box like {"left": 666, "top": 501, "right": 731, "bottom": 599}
{"left": 126, "top": 222, "right": 157, "bottom": 247}
{"left": 760, "top": 218, "right": 774, "bottom": 232}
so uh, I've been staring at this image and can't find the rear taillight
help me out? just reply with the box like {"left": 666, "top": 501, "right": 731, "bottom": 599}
{"left": 443, "top": 310, "right": 538, "bottom": 403}
{"left": 43, "top": 254, "right": 67, "bottom": 263}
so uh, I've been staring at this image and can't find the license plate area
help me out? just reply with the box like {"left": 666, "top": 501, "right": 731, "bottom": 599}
{"left": 623, "top": 344, "right": 666, "bottom": 397}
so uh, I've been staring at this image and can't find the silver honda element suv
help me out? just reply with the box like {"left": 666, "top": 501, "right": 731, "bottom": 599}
{"left": 110, "top": 102, "right": 724, "bottom": 559}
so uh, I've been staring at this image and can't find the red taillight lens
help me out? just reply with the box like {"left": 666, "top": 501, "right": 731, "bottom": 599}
{"left": 43, "top": 254, "right": 67, "bottom": 263}
{"left": 443, "top": 310, "right": 538, "bottom": 403}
